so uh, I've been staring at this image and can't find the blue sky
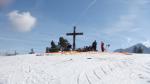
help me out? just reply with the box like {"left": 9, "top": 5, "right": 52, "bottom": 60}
{"left": 0, "top": 0, "right": 150, "bottom": 53}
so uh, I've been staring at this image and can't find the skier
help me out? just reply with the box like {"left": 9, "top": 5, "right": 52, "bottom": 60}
{"left": 101, "top": 41, "right": 105, "bottom": 52}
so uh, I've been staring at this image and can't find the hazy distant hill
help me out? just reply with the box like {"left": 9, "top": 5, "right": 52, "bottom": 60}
{"left": 114, "top": 43, "right": 150, "bottom": 53}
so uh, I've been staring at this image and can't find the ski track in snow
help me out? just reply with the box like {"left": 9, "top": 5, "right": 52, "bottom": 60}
{"left": 0, "top": 53, "right": 150, "bottom": 84}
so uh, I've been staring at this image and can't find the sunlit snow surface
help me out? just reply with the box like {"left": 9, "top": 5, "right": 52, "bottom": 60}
{"left": 0, "top": 52, "right": 150, "bottom": 84}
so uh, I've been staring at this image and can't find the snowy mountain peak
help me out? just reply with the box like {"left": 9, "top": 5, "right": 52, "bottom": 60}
{"left": 114, "top": 43, "right": 150, "bottom": 53}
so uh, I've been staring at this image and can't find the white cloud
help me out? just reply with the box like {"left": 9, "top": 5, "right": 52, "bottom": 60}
{"left": 8, "top": 10, "right": 37, "bottom": 32}
{"left": 104, "top": 0, "right": 150, "bottom": 34}
{"left": 143, "top": 40, "right": 150, "bottom": 47}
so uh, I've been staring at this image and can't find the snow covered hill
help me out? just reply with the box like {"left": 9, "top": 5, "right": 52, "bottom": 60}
{"left": 0, "top": 52, "right": 150, "bottom": 84}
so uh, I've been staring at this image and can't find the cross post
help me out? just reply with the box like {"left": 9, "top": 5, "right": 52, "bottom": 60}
{"left": 66, "top": 26, "right": 83, "bottom": 50}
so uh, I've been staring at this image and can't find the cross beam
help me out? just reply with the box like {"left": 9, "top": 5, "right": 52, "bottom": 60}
{"left": 66, "top": 26, "right": 83, "bottom": 50}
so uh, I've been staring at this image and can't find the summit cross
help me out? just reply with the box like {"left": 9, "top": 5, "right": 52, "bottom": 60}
{"left": 66, "top": 26, "right": 83, "bottom": 50}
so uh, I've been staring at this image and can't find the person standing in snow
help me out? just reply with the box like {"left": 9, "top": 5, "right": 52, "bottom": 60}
{"left": 101, "top": 41, "right": 105, "bottom": 52}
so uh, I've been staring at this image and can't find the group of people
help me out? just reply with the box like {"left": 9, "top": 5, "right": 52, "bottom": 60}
{"left": 100, "top": 41, "right": 110, "bottom": 52}
{"left": 76, "top": 41, "right": 109, "bottom": 52}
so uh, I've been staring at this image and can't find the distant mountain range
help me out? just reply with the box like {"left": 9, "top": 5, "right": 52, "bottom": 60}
{"left": 114, "top": 43, "right": 150, "bottom": 53}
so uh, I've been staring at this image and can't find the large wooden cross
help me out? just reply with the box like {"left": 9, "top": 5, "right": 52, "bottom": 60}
{"left": 66, "top": 26, "right": 83, "bottom": 50}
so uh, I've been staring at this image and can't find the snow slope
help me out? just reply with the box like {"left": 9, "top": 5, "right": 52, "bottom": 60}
{"left": 0, "top": 52, "right": 150, "bottom": 84}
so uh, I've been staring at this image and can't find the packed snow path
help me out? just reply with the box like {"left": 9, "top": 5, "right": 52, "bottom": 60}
{"left": 0, "top": 52, "right": 150, "bottom": 84}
